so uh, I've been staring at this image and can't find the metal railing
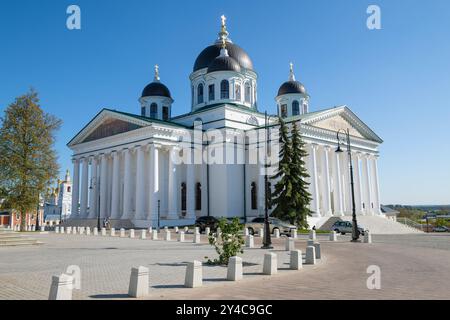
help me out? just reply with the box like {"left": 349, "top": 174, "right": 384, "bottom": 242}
{"left": 396, "top": 217, "right": 425, "bottom": 231}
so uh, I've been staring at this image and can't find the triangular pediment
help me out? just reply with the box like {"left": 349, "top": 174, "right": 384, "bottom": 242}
{"left": 68, "top": 109, "right": 152, "bottom": 146}
{"left": 301, "top": 106, "right": 383, "bottom": 143}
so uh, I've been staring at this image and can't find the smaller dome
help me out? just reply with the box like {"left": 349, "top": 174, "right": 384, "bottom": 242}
{"left": 207, "top": 55, "right": 241, "bottom": 73}
{"left": 141, "top": 82, "right": 171, "bottom": 98}
{"left": 277, "top": 80, "right": 306, "bottom": 96}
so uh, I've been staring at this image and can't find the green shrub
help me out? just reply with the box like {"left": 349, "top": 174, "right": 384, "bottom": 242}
{"left": 206, "top": 217, "right": 245, "bottom": 265}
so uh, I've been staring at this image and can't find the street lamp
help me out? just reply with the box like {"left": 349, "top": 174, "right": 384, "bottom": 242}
{"left": 261, "top": 111, "right": 275, "bottom": 249}
{"left": 89, "top": 177, "right": 101, "bottom": 231}
{"left": 335, "top": 128, "right": 360, "bottom": 242}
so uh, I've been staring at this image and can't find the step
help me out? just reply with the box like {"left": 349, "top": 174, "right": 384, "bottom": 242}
{"left": 0, "top": 240, "right": 42, "bottom": 247}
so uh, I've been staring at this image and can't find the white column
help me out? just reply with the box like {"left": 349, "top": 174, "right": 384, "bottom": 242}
{"left": 370, "top": 156, "right": 381, "bottom": 215}
{"left": 308, "top": 144, "right": 321, "bottom": 217}
{"left": 71, "top": 159, "right": 80, "bottom": 218}
{"left": 341, "top": 152, "right": 352, "bottom": 214}
{"left": 353, "top": 153, "right": 363, "bottom": 215}
{"left": 320, "top": 146, "right": 332, "bottom": 216}
{"left": 110, "top": 151, "right": 120, "bottom": 219}
{"left": 88, "top": 156, "right": 98, "bottom": 219}
{"left": 332, "top": 151, "right": 344, "bottom": 216}
{"left": 167, "top": 147, "right": 179, "bottom": 219}
{"left": 361, "top": 154, "right": 372, "bottom": 215}
{"left": 147, "top": 145, "right": 159, "bottom": 221}
{"left": 258, "top": 166, "right": 265, "bottom": 216}
{"left": 122, "top": 148, "right": 133, "bottom": 219}
{"left": 79, "top": 158, "right": 89, "bottom": 218}
{"left": 186, "top": 163, "right": 196, "bottom": 219}
{"left": 201, "top": 161, "right": 208, "bottom": 216}
{"left": 99, "top": 154, "right": 108, "bottom": 219}
{"left": 135, "top": 146, "right": 146, "bottom": 220}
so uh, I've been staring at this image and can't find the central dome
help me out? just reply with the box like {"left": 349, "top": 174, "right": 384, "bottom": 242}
{"left": 193, "top": 41, "right": 254, "bottom": 72}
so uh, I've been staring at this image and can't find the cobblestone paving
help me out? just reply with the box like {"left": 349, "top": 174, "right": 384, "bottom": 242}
{"left": 1, "top": 232, "right": 449, "bottom": 300}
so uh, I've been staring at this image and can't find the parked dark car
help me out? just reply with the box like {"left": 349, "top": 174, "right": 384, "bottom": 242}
{"left": 195, "top": 216, "right": 219, "bottom": 232}
{"left": 331, "top": 221, "right": 365, "bottom": 236}
{"left": 432, "top": 226, "right": 449, "bottom": 232}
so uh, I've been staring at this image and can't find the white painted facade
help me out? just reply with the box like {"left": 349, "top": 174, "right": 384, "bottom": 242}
{"left": 67, "top": 17, "right": 384, "bottom": 228}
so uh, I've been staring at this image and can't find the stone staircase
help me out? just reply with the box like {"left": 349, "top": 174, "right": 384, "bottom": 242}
{"left": 319, "top": 215, "right": 424, "bottom": 234}
{"left": 0, "top": 228, "right": 42, "bottom": 247}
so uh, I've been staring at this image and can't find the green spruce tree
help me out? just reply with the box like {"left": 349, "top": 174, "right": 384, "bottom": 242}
{"left": 290, "top": 121, "right": 313, "bottom": 228}
{"left": 0, "top": 90, "right": 61, "bottom": 231}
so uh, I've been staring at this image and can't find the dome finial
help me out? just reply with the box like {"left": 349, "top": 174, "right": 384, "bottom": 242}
{"left": 154, "top": 64, "right": 160, "bottom": 82}
{"left": 289, "top": 62, "right": 296, "bottom": 81}
{"left": 219, "top": 37, "right": 229, "bottom": 57}
{"left": 218, "top": 14, "right": 230, "bottom": 42}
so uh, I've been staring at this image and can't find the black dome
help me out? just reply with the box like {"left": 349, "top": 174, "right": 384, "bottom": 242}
{"left": 208, "top": 55, "right": 241, "bottom": 73}
{"left": 141, "top": 82, "right": 171, "bottom": 98}
{"left": 194, "top": 42, "right": 254, "bottom": 72}
{"left": 277, "top": 81, "right": 306, "bottom": 96}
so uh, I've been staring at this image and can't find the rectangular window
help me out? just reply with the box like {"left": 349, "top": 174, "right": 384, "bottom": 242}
{"left": 208, "top": 84, "right": 215, "bottom": 101}
{"left": 141, "top": 106, "right": 146, "bottom": 116}
{"left": 162, "top": 106, "right": 169, "bottom": 121}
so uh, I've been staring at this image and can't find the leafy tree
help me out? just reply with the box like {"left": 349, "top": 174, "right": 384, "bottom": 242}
{"left": 207, "top": 217, "right": 245, "bottom": 265}
{"left": 0, "top": 90, "right": 61, "bottom": 231}
{"left": 270, "top": 118, "right": 312, "bottom": 229}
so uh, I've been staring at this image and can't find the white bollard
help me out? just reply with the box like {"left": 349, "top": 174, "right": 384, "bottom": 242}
{"left": 307, "top": 239, "right": 315, "bottom": 247}
{"left": 193, "top": 233, "right": 201, "bottom": 243}
{"left": 329, "top": 231, "right": 337, "bottom": 241}
{"left": 128, "top": 266, "right": 149, "bottom": 298}
{"left": 245, "top": 235, "right": 254, "bottom": 248}
{"left": 205, "top": 227, "right": 210, "bottom": 235}
{"left": 291, "top": 229, "right": 297, "bottom": 239}
{"left": 290, "top": 250, "right": 303, "bottom": 270}
{"left": 79, "top": 227, "right": 84, "bottom": 235}
{"left": 32, "top": 225, "right": 36, "bottom": 232}
{"left": 178, "top": 231, "right": 185, "bottom": 242}
{"left": 72, "top": 227, "right": 77, "bottom": 234}
{"left": 60, "top": 226, "right": 65, "bottom": 234}
{"left": 86, "top": 227, "right": 91, "bottom": 236}
{"left": 227, "top": 256, "right": 243, "bottom": 281}
{"left": 165, "top": 230, "right": 171, "bottom": 241}
{"left": 130, "top": 229, "right": 135, "bottom": 239}
{"left": 55, "top": 226, "right": 60, "bottom": 234}
{"left": 184, "top": 226, "right": 189, "bottom": 233}
{"left": 184, "top": 261, "right": 202, "bottom": 288}
{"left": 152, "top": 230, "right": 158, "bottom": 240}
{"left": 364, "top": 231, "right": 372, "bottom": 244}
{"left": 305, "top": 246, "right": 316, "bottom": 265}
{"left": 164, "top": 226, "right": 169, "bottom": 232}
{"left": 66, "top": 227, "right": 71, "bottom": 234}
{"left": 259, "top": 228, "right": 264, "bottom": 238}
{"left": 48, "top": 274, "right": 73, "bottom": 300}
{"left": 101, "top": 228, "right": 106, "bottom": 236}
{"left": 93, "top": 227, "right": 98, "bottom": 236}
{"left": 285, "top": 237, "right": 295, "bottom": 251}
{"left": 111, "top": 228, "right": 116, "bottom": 237}
{"left": 313, "top": 242, "right": 321, "bottom": 259}
{"left": 148, "top": 227, "right": 153, "bottom": 233}
{"left": 120, "top": 228, "right": 125, "bottom": 238}
{"left": 244, "top": 227, "right": 249, "bottom": 236}
{"left": 309, "top": 230, "right": 316, "bottom": 240}
{"left": 194, "top": 227, "right": 200, "bottom": 235}
{"left": 263, "top": 253, "right": 277, "bottom": 275}
{"left": 174, "top": 226, "right": 179, "bottom": 233}
{"left": 216, "top": 227, "right": 221, "bottom": 238}
{"left": 141, "top": 230, "right": 146, "bottom": 239}
{"left": 40, "top": 226, "right": 46, "bottom": 232}
{"left": 274, "top": 229, "right": 280, "bottom": 238}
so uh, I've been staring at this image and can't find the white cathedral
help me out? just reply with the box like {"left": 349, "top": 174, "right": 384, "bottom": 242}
{"left": 67, "top": 17, "right": 383, "bottom": 229}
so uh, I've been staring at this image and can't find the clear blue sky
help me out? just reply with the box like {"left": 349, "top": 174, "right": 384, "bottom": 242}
{"left": 1, "top": 0, "right": 449, "bottom": 205}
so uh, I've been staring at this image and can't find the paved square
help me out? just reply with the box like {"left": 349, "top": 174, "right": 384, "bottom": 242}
{"left": 1, "top": 232, "right": 449, "bottom": 300}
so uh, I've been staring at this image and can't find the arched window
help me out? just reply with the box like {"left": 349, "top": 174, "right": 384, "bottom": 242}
{"left": 208, "top": 84, "right": 215, "bottom": 101}
{"left": 292, "top": 100, "right": 300, "bottom": 116}
{"left": 220, "top": 80, "right": 229, "bottom": 99}
{"left": 303, "top": 103, "right": 308, "bottom": 114}
{"left": 235, "top": 84, "right": 241, "bottom": 101}
{"left": 141, "top": 106, "right": 146, "bottom": 116}
{"left": 181, "top": 183, "right": 187, "bottom": 211}
{"left": 150, "top": 103, "right": 158, "bottom": 119}
{"left": 195, "top": 183, "right": 202, "bottom": 210}
{"left": 280, "top": 104, "right": 288, "bottom": 118}
{"left": 197, "top": 83, "right": 204, "bottom": 104}
{"left": 251, "top": 182, "right": 257, "bottom": 210}
{"left": 244, "top": 83, "right": 251, "bottom": 103}
{"left": 162, "top": 106, "right": 169, "bottom": 121}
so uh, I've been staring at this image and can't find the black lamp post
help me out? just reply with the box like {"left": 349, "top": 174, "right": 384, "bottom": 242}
{"left": 157, "top": 200, "right": 161, "bottom": 232}
{"left": 261, "top": 111, "right": 274, "bottom": 249}
{"left": 335, "top": 128, "right": 360, "bottom": 242}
